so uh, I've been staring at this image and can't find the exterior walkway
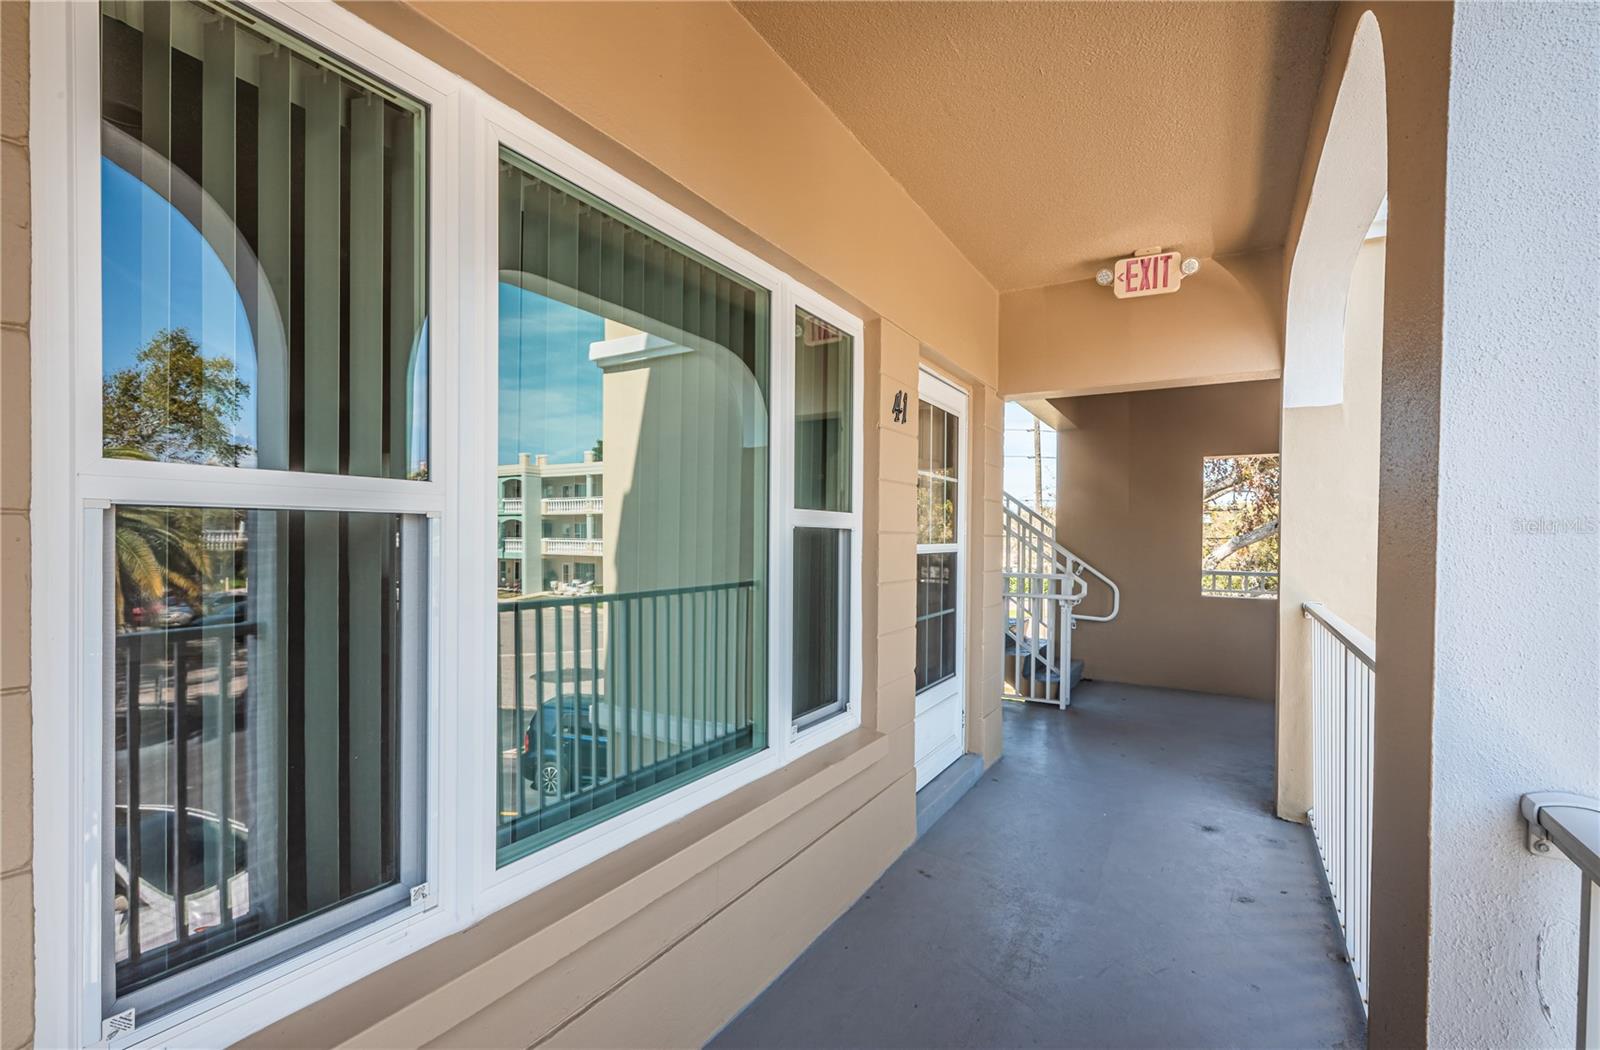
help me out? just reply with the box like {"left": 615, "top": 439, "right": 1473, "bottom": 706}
{"left": 713, "top": 682, "right": 1367, "bottom": 1049}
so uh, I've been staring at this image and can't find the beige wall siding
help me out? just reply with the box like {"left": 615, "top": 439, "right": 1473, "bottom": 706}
{"left": 1053, "top": 380, "right": 1283, "bottom": 702}
{"left": 0, "top": 2, "right": 30, "bottom": 1047}
{"left": 1275, "top": 238, "right": 1384, "bottom": 821}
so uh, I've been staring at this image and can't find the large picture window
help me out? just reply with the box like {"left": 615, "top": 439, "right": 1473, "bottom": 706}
{"left": 493, "top": 148, "right": 771, "bottom": 866}
{"left": 94, "top": 0, "right": 432, "bottom": 1025}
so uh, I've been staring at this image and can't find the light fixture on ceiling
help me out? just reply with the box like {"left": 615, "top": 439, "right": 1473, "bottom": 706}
{"left": 1181, "top": 256, "right": 1201, "bottom": 276}
{"left": 1095, "top": 268, "right": 1114, "bottom": 286}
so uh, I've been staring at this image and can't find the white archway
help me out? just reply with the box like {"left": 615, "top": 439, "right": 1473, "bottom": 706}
{"left": 1282, "top": 12, "right": 1387, "bottom": 408}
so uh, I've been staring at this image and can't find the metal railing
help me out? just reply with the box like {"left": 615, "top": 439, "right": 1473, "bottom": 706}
{"left": 497, "top": 580, "right": 759, "bottom": 855}
{"left": 1304, "top": 601, "right": 1376, "bottom": 1009}
{"left": 543, "top": 537, "right": 603, "bottom": 556}
{"left": 1201, "top": 569, "right": 1279, "bottom": 597}
{"left": 542, "top": 496, "right": 603, "bottom": 515}
{"left": 1521, "top": 793, "right": 1600, "bottom": 1049}
{"left": 1001, "top": 494, "right": 1117, "bottom": 708}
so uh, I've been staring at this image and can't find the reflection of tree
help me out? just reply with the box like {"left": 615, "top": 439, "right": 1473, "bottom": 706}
{"left": 1202, "top": 455, "right": 1280, "bottom": 571}
{"left": 591, "top": 439, "right": 604, "bottom": 462}
{"left": 114, "top": 506, "right": 206, "bottom": 628}
{"left": 104, "top": 328, "right": 252, "bottom": 465}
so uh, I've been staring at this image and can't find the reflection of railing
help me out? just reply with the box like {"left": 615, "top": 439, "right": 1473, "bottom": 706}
{"left": 1201, "top": 569, "right": 1279, "bottom": 597}
{"left": 543, "top": 497, "right": 602, "bottom": 515}
{"left": 201, "top": 528, "right": 247, "bottom": 551}
{"left": 496, "top": 581, "right": 758, "bottom": 855}
{"left": 501, "top": 498, "right": 524, "bottom": 514}
{"left": 1304, "top": 601, "right": 1375, "bottom": 1010}
{"left": 114, "top": 621, "right": 259, "bottom": 989}
{"left": 543, "top": 538, "right": 603, "bottom": 556}
{"left": 502, "top": 537, "right": 524, "bottom": 555}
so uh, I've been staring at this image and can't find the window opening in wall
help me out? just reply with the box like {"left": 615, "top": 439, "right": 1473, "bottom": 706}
{"left": 1201, "top": 454, "right": 1280, "bottom": 598}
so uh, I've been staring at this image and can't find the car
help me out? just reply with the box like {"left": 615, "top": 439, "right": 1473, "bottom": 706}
{"left": 519, "top": 695, "right": 608, "bottom": 799}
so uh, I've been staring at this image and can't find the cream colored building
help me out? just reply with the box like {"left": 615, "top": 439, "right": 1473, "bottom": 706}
{"left": 3, "top": 3, "right": 1596, "bottom": 1049}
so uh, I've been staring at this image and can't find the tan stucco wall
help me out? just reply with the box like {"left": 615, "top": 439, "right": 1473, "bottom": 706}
{"left": 0, "top": 3, "right": 31, "bottom": 1047}
{"left": 1275, "top": 237, "right": 1384, "bottom": 822}
{"left": 1053, "top": 380, "right": 1282, "bottom": 703}
{"left": 999, "top": 248, "right": 1283, "bottom": 401}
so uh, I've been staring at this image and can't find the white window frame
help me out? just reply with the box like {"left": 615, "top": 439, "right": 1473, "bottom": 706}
{"left": 784, "top": 288, "right": 867, "bottom": 756}
{"left": 31, "top": 1, "right": 867, "bottom": 1044}
{"left": 31, "top": 3, "right": 465, "bottom": 1046}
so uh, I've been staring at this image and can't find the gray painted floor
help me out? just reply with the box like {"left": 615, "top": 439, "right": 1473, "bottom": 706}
{"left": 712, "top": 682, "right": 1367, "bottom": 1049}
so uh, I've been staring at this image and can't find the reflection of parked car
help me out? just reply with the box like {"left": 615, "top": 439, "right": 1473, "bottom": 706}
{"left": 196, "top": 592, "right": 248, "bottom": 626}
{"left": 153, "top": 600, "right": 195, "bottom": 627}
{"left": 112, "top": 804, "right": 257, "bottom": 982}
{"left": 520, "top": 696, "right": 608, "bottom": 798}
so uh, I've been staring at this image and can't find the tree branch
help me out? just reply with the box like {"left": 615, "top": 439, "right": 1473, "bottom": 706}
{"left": 1203, "top": 518, "right": 1279, "bottom": 569}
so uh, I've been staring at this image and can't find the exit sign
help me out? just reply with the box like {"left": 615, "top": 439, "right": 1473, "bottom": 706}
{"left": 1113, "top": 250, "right": 1184, "bottom": 299}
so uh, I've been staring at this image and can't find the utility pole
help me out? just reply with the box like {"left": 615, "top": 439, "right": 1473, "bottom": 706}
{"left": 1032, "top": 419, "right": 1044, "bottom": 513}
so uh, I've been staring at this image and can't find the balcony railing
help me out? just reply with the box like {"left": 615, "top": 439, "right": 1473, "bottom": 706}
{"left": 543, "top": 537, "right": 603, "bottom": 556}
{"left": 1201, "top": 569, "right": 1279, "bottom": 597}
{"left": 502, "top": 537, "right": 525, "bottom": 556}
{"left": 113, "top": 621, "right": 260, "bottom": 990}
{"left": 496, "top": 580, "right": 759, "bottom": 858}
{"left": 1304, "top": 601, "right": 1375, "bottom": 1009}
{"left": 501, "top": 498, "right": 524, "bottom": 514}
{"left": 1520, "top": 793, "right": 1600, "bottom": 1049}
{"left": 543, "top": 497, "right": 602, "bottom": 515}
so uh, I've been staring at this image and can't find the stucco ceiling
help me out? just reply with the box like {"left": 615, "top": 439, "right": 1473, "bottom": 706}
{"left": 738, "top": 1, "right": 1336, "bottom": 292}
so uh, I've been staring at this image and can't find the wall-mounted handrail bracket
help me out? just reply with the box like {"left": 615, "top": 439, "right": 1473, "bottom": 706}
{"left": 1520, "top": 792, "right": 1600, "bottom": 869}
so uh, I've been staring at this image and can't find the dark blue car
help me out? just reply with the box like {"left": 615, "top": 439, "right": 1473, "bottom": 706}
{"left": 520, "top": 696, "right": 609, "bottom": 798}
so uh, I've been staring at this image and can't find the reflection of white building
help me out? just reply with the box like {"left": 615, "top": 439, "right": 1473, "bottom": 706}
{"left": 497, "top": 451, "right": 605, "bottom": 595}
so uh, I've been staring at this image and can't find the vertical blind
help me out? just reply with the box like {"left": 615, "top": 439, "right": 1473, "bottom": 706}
{"left": 100, "top": 0, "right": 427, "bottom": 478}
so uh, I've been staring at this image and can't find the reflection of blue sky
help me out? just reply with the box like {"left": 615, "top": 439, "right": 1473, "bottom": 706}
{"left": 499, "top": 284, "right": 604, "bottom": 465}
{"left": 102, "top": 157, "right": 258, "bottom": 461}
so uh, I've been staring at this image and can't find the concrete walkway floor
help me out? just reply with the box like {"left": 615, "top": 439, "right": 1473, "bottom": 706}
{"left": 712, "top": 681, "right": 1367, "bottom": 1049}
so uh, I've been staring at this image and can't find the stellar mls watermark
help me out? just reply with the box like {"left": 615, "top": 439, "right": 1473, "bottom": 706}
{"left": 1510, "top": 516, "right": 1597, "bottom": 536}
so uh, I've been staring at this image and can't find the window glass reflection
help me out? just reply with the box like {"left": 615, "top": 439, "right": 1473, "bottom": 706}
{"left": 100, "top": 1, "right": 428, "bottom": 477}
{"left": 495, "top": 151, "right": 770, "bottom": 865}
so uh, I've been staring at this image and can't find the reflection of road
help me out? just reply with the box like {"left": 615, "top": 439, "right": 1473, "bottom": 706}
{"left": 496, "top": 604, "right": 609, "bottom": 712}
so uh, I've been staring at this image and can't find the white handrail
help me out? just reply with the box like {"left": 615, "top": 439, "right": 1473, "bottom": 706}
{"left": 1305, "top": 600, "right": 1375, "bottom": 1010}
{"left": 1521, "top": 793, "right": 1600, "bottom": 1049}
{"left": 1003, "top": 493, "right": 1120, "bottom": 622}
{"left": 1001, "top": 494, "right": 1120, "bottom": 708}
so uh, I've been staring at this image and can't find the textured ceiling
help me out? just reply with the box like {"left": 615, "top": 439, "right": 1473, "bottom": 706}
{"left": 738, "top": 1, "right": 1336, "bottom": 292}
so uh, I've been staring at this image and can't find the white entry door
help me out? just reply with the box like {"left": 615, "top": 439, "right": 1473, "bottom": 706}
{"left": 914, "top": 368, "right": 968, "bottom": 790}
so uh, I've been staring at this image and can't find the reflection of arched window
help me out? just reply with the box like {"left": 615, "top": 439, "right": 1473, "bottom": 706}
{"left": 503, "top": 479, "right": 522, "bottom": 499}
{"left": 503, "top": 520, "right": 523, "bottom": 539}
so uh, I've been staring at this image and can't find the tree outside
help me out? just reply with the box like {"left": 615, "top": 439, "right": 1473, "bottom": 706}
{"left": 103, "top": 327, "right": 252, "bottom": 466}
{"left": 1201, "top": 453, "right": 1280, "bottom": 596}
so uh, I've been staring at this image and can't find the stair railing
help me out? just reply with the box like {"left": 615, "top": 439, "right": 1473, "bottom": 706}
{"left": 1001, "top": 493, "right": 1119, "bottom": 708}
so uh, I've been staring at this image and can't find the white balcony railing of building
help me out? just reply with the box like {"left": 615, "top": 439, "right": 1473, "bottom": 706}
{"left": 543, "top": 538, "right": 604, "bottom": 556}
{"left": 543, "top": 496, "right": 603, "bottom": 515}
{"left": 1201, "top": 569, "right": 1279, "bottom": 597}
{"left": 502, "top": 538, "right": 525, "bottom": 555}
{"left": 502, "top": 498, "right": 524, "bottom": 514}
{"left": 1305, "top": 600, "right": 1375, "bottom": 1010}
{"left": 1520, "top": 792, "right": 1600, "bottom": 1049}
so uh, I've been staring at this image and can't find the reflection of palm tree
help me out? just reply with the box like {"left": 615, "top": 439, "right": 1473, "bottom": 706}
{"left": 114, "top": 507, "right": 206, "bottom": 629}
